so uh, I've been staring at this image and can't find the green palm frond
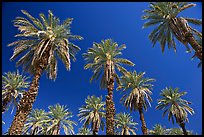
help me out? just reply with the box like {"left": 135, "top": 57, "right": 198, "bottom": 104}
{"left": 117, "top": 70, "right": 155, "bottom": 112}
{"left": 156, "top": 87, "right": 194, "bottom": 125}
{"left": 83, "top": 39, "right": 134, "bottom": 89}
{"left": 115, "top": 112, "right": 138, "bottom": 135}
{"left": 2, "top": 70, "right": 30, "bottom": 113}
{"left": 47, "top": 104, "right": 77, "bottom": 135}
{"left": 8, "top": 10, "right": 83, "bottom": 80}
{"left": 78, "top": 95, "right": 105, "bottom": 133}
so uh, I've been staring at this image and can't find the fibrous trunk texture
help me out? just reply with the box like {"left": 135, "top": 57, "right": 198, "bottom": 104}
{"left": 179, "top": 122, "right": 188, "bottom": 135}
{"left": 8, "top": 42, "right": 51, "bottom": 135}
{"left": 105, "top": 60, "right": 115, "bottom": 135}
{"left": 138, "top": 104, "right": 147, "bottom": 135}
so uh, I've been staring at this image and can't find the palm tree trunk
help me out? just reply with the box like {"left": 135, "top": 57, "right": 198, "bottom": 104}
{"left": 178, "top": 17, "right": 202, "bottom": 61}
{"left": 106, "top": 60, "right": 115, "bottom": 135}
{"left": 53, "top": 123, "right": 60, "bottom": 135}
{"left": 8, "top": 66, "right": 43, "bottom": 135}
{"left": 2, "top": 92, "right": 12, "bottom": 113}
{"left": 138, "top": 105, "right": 148, "bottom": 135}
{"left": 8, "top": 43, "right": 51, "bottom": 135}
{"left": 179, "top": 122, "right": 188, "bottom": 135}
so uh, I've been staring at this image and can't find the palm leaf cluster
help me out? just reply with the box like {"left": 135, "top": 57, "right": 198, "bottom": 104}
{"left": 118, "top": 70, "right": 155, "bottom": 112}
{"left": 78, "top": 95, "right": 105, "bottom": 134}
{"left": 83, "top": 39, "right": 135, "bottom": 89}
{"left": 8, "top": 10, "right": 83, "bottom": 80}
{"left": 142, "top": 2, "right": 202, "bottom": 53}
{"left": 115, "top": 112, "right": 138, "bottom": 135}
{"left": 77, "top": 127, "right": 92, "bottom": 135}
{"left": 156, "top": 87, "right": 194, "bottom": 124}
{"left": 22, "top": 104, "right": 76, "bottom": 135}
{"left": 2, "top": 70, "right": 30, "bottom": 113}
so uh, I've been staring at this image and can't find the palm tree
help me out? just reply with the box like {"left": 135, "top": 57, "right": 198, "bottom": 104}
{"left": 117, "top": 70, "right": 155, "bottom": 135}
{"left": 156, "top": 87, "right": 194, "bottom": 135}
{"left": 78, "top": 95, "right": 105, "bottom": 135}
{"left": 83, "top": 39, "right": 135, "bottom": 135}
{"left": 46, "top": 104, "right": 77, "bottom": 135}
{"left": 22, "top": 109, "right": 49, "bottom": 135}
{"left": 2, "top": 70, "right": 30, "bottom": 113}
{"left": 148, "top": 124, "right": 166, "bottom": 135}
{"left": 115, "top": 112, "right": 138, "bottom": 135}
{"left": 166, "top": 127, "right": 194, "bottom": 135}
{"left": 8, "top": 10, "right": 82, "bottom": 135}
{"left": 142, "top": 2, "right": 202, "bottom": 61}
{"left": 77, "top": 127, "right": 92, "bottom": 135}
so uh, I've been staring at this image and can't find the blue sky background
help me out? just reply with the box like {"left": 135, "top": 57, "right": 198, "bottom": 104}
{"left": 2, "top": 2, "right": 202, "bottom": 135}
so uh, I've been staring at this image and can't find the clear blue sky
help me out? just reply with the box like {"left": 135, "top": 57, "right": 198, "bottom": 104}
{"left": 2, "top": 2, "right": 202, "bottom": 135}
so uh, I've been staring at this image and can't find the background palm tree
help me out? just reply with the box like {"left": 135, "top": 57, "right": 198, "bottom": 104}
{"left": 148, "top": 124, "right": 166, "bottom": 135}
{"left": 83, "top": 39, "right": 134, "bottom": 135}
{"left": 78, "top": 95, "right": 105, "bottom": 135}
{"left": 8, "top": 10, "right": 82, "bottom": 135}
{"left": 142, "top": 2, "right": 202, "bottom": 61}
{"left": 46, "top": 104, "right": 77, "bottom": 135}
{"left": 77, "top": 127, "right": 92, "bottom": 135}
{"left": 22, "top": 109, "right": 49, "bottom": 135}
{"left": 156, "top": 87, "right": 194, "bottom": 135}
{"left": 117, "top": 70, "right": 155, "bottom": 135}
{"left": 2, "top": 70, "right": 30, "bottom": 113}
{"left": 115, "top": 112, "right": 138, "bottom": 135}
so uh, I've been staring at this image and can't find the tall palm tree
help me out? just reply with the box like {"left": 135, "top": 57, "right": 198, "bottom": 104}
{"left": 117, "top": 70, "right": 155, "bottom": 135}
{"left": 2, "top": 70, "right": 30, "bottom": 113}
{"left": 156, "top": 87, "right": 194, "bottom": 135}
{"left": 78, "top": 95, "right": 105, "bottom": 135}
{"left": 115, "top": 112, "right": 138, "bottom": 135}
{"left": 83, "top": 39, "right": 135, "bottom": 135}
{"left": 77, "top": 127, "right": 92, "bottom": 135}
{"left": 22, "top": 109, "right": 49, "bottom": 135}
{"left": 142, "top": 2, "right": 202, "bottom": 61}
{"left": 46, "top": 104, "right": 77, "bottom": 135}
{"left": 148, "top": 124, "right": 166, "bottom": 135}
{"left": 7, "top": 10, "right": 82, "bottom": 135}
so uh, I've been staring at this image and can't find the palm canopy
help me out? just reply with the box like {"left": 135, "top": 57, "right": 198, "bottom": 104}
{"left": 148, "top": 124, "right": 166, "bottom": 135}
{"left": 156, "top": 87, "right": 194, "bottom": 124}
{"left": 115, "top": 112, "right": 138, "bottom": 135}
{"left": 78, "top": 95, "right": 105, "bottom": 133}
{"left": 2, "top": 70, "right": 30, "bottom": 113}
{"left": 8, "top": 10, "right": 83, "bottom": 80}
{"left": 142, "top": 2, "right": 202, "bottom": 53}
{"left": 77, "top": 127, "right": 92, "bottom": 135}
{"left": 83, "top": 39, "right": 135, "bottom": 89}
{"left": 117, "top": 70, "right": 155, "bottom": 111}
{"left": 46, "top": 104, "right": 77, "bottom": 135}
{"left": 22, "top": 109, "right": 49, "bottom": 135}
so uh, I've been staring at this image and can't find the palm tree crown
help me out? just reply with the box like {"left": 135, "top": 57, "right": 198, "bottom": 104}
{"left": 117, "top": 70, "right": 155, "bottom": 111}
{"left": 156, "top": 87, "right": 194, "bottom": 124}
{"left": 77, "top": 127, "right": 92, "bottom": 135}
{"left": 2, "top": 70, "right": 30, "bottom": 113}
{"left": 8, "top": 10, "right": 83, "bottom": 80}
{"left": 46, "top": 104, "right": 77, "bottom": 135}
{"left": 22, "top": 109, "right": 49, "bottom": 135}
{"left": 115, "top": 112, "right": 138, "bottom": 135}
{"left": 83, "top": 39, "right": 135, "bottom": 89}
{"left": 148, "top": 124, "right": 166, "bottom": 135}
{"left": 142, "top": 2, "right": 202, "bottom": 54}
{"left": 78, "top": 95, "right": 105, "bottom": 134}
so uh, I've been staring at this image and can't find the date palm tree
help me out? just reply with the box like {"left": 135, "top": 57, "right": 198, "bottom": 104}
{"left": 83, "top": 39, "right": 135, "bottom": 135}
{"left": 8, "top": 10, "right": 82, "bottom": 135}
{"left": 78, "top": 95, "right": 105, "bottom": 135}
{"left": 117, "top": 70, "right": 155, "bottom": 135}
{"left": 2, "top": 70, "right": 30, "bottom": 113}
{"left": 156, "top": 87, "right": 194, "bottom": 135}
{"left": 148, "top": 124, "right": 166, "bottom": 135}
{"left": 46, "top": 104, "right": 77, "bottom": 135}
{"left": 77, "top": 127, "right": 92, "bottom": 135}
{"left": 142, "top": 2, "right": 202, "bottom": 61}
{"left": 115, "top": 112, "right": 138, "bottom": 135}
{"left": 22, "top": 109, "right": 49, "bottom": 135}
